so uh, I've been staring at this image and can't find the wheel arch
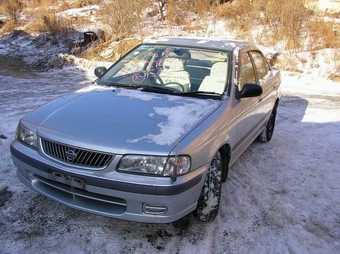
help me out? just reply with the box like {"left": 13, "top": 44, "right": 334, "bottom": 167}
{"left": 274, "top": 98, "right": 280, "bottom": 110}
{"left": 219, "top": 144, "right": 231, "bottom": 182}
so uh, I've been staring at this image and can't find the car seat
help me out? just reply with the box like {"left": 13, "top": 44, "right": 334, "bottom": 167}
{"left": 198, "top": 62, "right": 228, "bottom": 94}
{"left": 159, "top": 58, "right": 191, "bottom": 92}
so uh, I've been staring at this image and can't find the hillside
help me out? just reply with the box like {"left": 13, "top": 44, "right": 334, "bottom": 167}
{"left": 0, "top": 0, "right": 339, "bottom": 80}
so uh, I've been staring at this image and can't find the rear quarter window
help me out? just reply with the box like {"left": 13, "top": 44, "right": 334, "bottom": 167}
{"left": 250, "top": 51, "right": 270, "bottom": 82}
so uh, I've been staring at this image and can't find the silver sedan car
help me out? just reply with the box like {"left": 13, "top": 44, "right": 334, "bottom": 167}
{"left": 11, "top": 37, "right": 281, "bottom": 223}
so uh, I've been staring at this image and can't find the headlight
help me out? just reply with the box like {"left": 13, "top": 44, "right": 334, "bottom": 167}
{"left": 117, "top": 155, "right": 191, "bottom": 176}
{"left": 16, "top": 124, "right": 37, "bottom": 149}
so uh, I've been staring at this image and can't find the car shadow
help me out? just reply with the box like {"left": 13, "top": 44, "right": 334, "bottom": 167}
{"left": 277, "top": 94, "right": 309, "bottom": 124}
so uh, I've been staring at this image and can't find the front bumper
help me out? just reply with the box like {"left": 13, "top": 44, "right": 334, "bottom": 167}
{"left": 11, "top": 140, "right": 206, "bottom": 223}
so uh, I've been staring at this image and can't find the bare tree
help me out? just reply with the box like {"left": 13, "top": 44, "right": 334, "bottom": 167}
{"left": 156, "top": 0, "right": 167, "bottom": 21}
{"left": 99, "top": 0, "right": 150, "bottom": 41}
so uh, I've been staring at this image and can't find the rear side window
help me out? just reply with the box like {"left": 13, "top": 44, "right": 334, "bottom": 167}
{"left": 250, "top": 51, "right": 270, "bottom": 82}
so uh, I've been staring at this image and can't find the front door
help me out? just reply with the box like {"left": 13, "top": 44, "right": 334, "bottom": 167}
{"left": 232, "top": 51, "right": 264, "bottom": 159}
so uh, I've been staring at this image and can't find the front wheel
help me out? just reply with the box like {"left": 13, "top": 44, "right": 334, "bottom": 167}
{"left": 259, "top": 105, "right": 277, "bottom": 143}
{"left": 193, "top": 151, "right": 222, "bottom": 222}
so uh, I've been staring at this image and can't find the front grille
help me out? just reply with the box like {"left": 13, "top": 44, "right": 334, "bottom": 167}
{"left": 41, "top": 139, "right": 114, "bottom": 168}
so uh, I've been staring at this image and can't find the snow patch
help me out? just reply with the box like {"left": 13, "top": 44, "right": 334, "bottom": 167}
{"left": 126, "top": 98, "right": 219, "bottom": 145}
{"left": 116, "top": 89, "right": 163, "bottom": 101}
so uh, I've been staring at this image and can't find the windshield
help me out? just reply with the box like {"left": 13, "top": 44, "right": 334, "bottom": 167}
{"left": 98, "top": 44, "right": 230, "bottom": 96}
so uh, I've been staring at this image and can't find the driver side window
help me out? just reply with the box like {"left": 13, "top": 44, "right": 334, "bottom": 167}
{"left": 238, "top": 53, "right": 256, "bottom": 91}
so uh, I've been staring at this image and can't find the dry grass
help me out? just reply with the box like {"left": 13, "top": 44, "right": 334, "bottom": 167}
{"left": 22, "top": 0, "right": 99, "bottom": 9}
{"left": 0, "top": 0, "right": 24, "bottom": 34}
{"left": 215, "top": 0, "right": 311, "bottom": 50}
{"left": 108, "top": 39, "right": 141, "bottom": 59}
{"left": 0, "top": 0, "right": 23, "bottom": 23}
{"left": 97, "top": 1, "right": 142, "bottom": 41}
{"left": 215, "top": 0, "right": 252, "bottom": 19}
{"left": 27, "top": 0, "right": 59, "bottom": 6}
{"left": 0, "top": 0, "right": 76, "bottom": 35}
{"left": 1, "top": 0, "right": 339, "bottom": 74}
{"left": 0, "top": 21, "right": 18, "bottom": 36}
{"left": 40, "top": 14, "right": 75, "bottom": 34}
{"left": 70, "top": 0, "right": 101, "bottom": 8}
{"left": 80, "top": 38, "right": 140, "bottom": 61}
{"left": 214, "top": 0, "right": 255, "bottom": 40}
{"left": 178, "top": 0, "right": 212, "bottom": 15}
{"left": 329, "top": 50, "right": 340, "bottom": 81}
{"left": 306, "top": 19, "right": 340, "bottom": 50}
{"left": 274, "top": 53, "right": 302, "bottom": 73}
{"left": 183, "top": 24, "right": 207, "bottom": 32}
{"left": 261, "top": 0, "right": 310, "bottom": 50}
{"left": 159, "top": 0, "right": 190, "bottom": 32}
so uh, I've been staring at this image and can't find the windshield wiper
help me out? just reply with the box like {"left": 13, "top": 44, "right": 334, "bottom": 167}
{"left": 99, "top": 82, "right": 177, "bottom": 94}
{"left": 98, "top": 81, "right": 123, "bottom": 87}
{"left": 140, "top": 85, "right": 177, "bottom": 94}
{"left": 100, "top": 82, "right": 142, "bottom": 89}
{"left": 182, "top": 91, "right": 222, "bottom": 97}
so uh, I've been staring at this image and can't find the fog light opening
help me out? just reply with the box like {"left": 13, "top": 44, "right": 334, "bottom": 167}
{"left": 143, "top": 204, "right": 168, "bottom": 215}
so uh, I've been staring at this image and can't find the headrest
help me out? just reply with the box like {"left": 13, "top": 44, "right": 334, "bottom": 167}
{"left": 210, "top": 62, "right": 228, "bottom": 78}
{"left": 162, "top": 58, "right": 185, "bottom": 71}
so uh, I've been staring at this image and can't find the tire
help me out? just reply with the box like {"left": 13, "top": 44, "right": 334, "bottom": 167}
{"left": 193, "top": 151, "right": 222, "bottom": 222}
{"left": 259, "top": 105, "right": 277, "bottom": 143}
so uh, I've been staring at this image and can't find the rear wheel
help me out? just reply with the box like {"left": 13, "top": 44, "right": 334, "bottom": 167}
{"left": 259, "top": 105, "right": 277, "bottom": 143}
{"left": 193, "top": 151, "right": 222, "bottom": 222}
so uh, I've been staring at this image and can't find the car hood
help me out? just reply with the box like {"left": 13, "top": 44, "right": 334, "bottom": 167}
{"left": 23, "top": 87, "right": 221, "bottom": 155}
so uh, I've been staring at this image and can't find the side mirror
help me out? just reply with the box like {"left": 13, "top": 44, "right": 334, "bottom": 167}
{"left": 236, "top": 83, "right": 262, "bottom": 100}
{"left": 94, "top": 66, "right": 107, "bottom": 78}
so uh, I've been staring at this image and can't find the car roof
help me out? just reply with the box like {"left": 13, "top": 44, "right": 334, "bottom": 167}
{"left": 143, "top": 37, "right": 253, "bottom": 51}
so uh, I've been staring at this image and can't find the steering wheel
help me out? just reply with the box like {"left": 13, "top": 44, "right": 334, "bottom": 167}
{"left": 164, "top": 82, "right": 185, "bottom": 91}
{"left": 148, "top": 71, "right": 165, "bottom": 87}
{"left": 131, "top": 71, "right": 165, "bottom": 86}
